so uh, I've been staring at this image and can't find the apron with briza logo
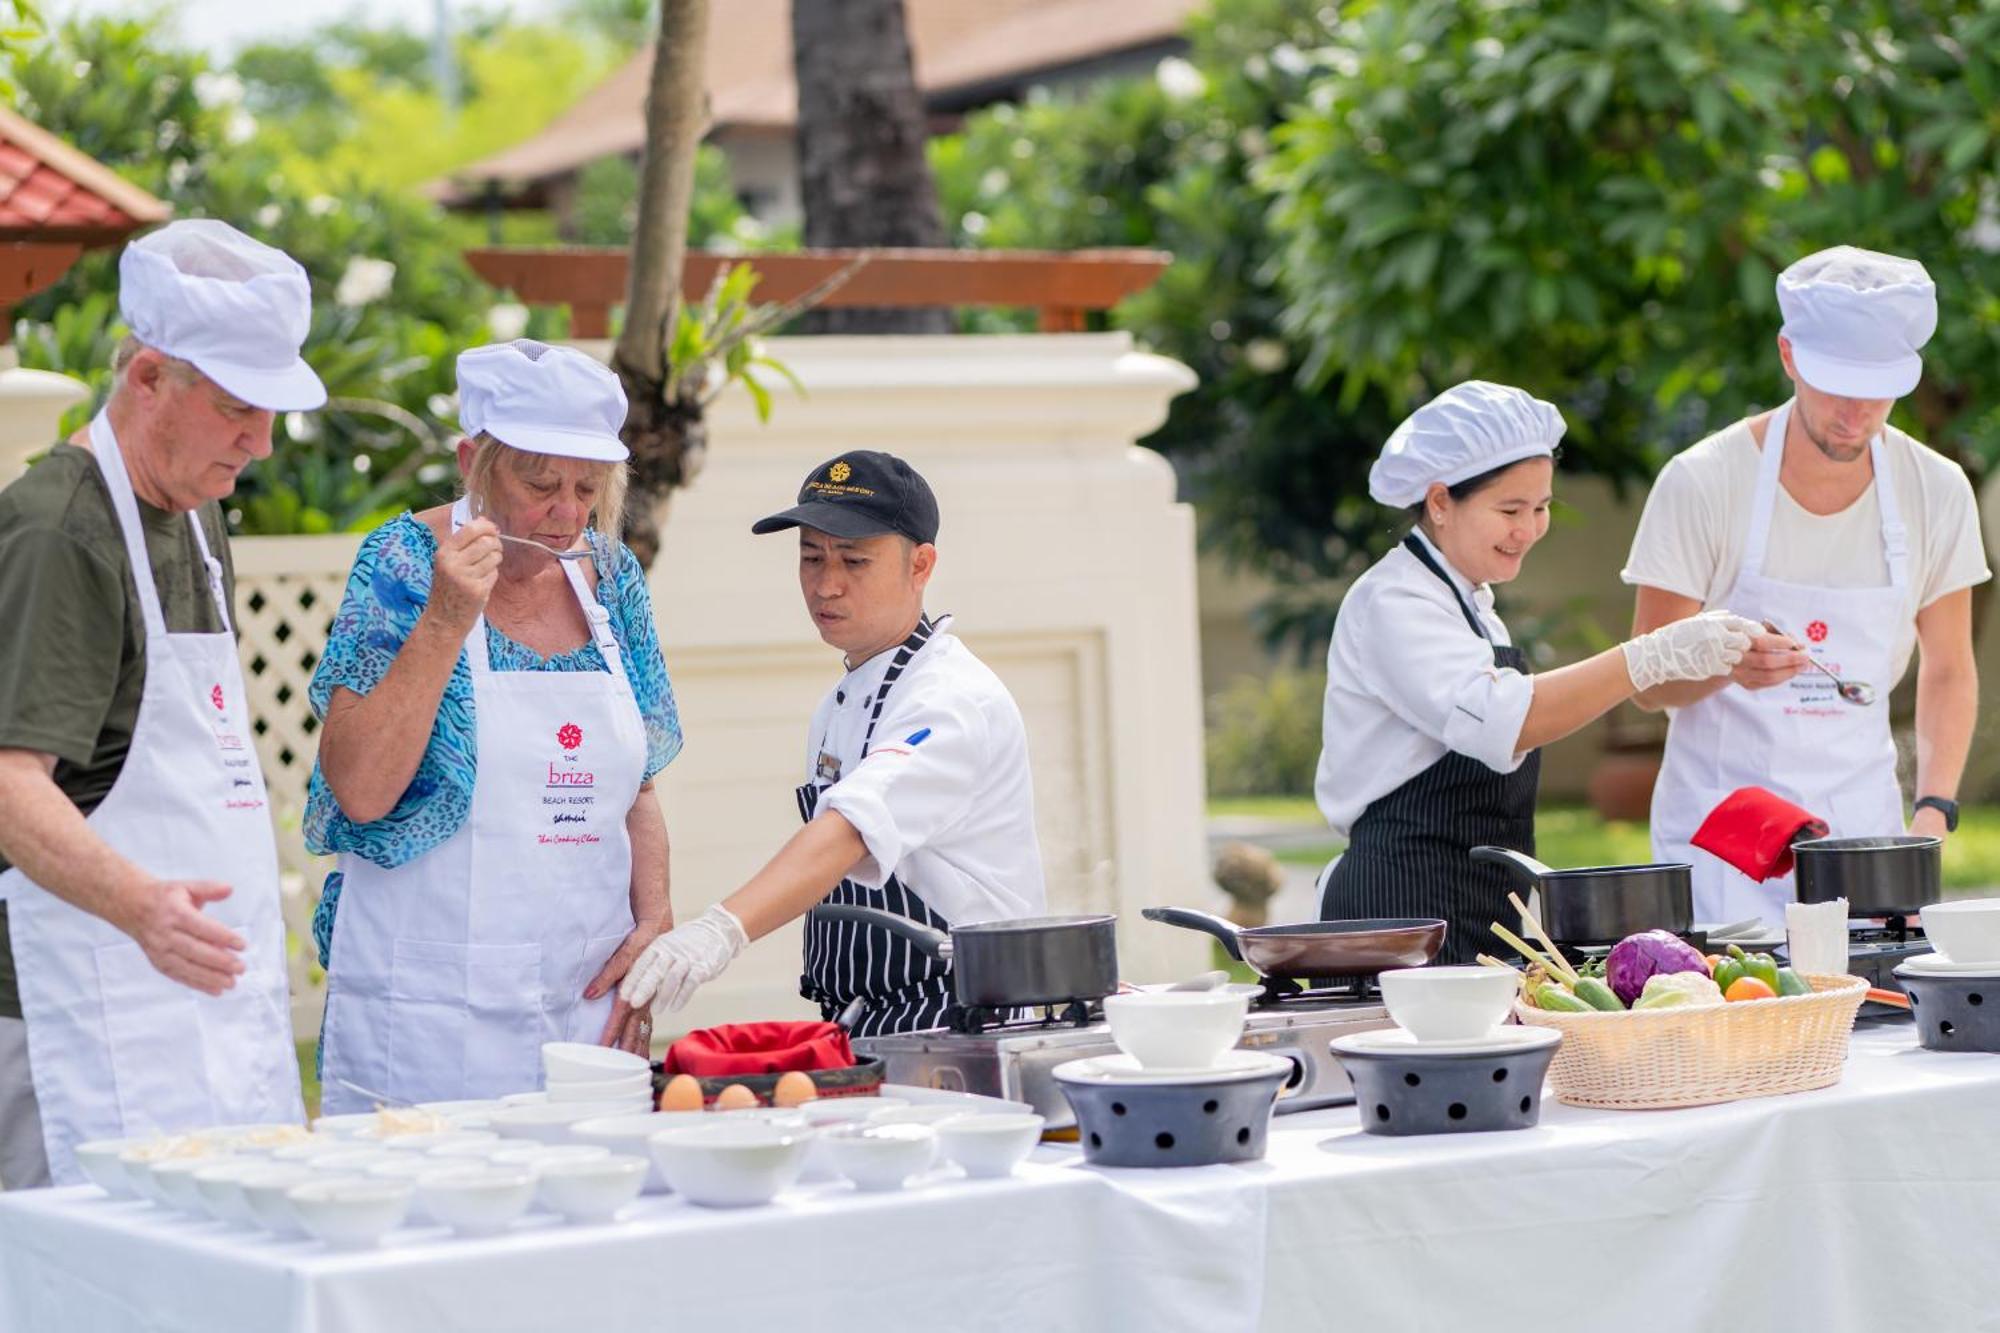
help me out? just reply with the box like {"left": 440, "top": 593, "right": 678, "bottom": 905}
{"left": 1318, "top": 535, "right": 1542, "bottom": 967}
{"left": 0, "top": 411, "right": 302, "bottom": 1184}
{"left": 1651, "top": 398, "right": 1908, "bottom": 928}
{"left": 796, "top": 614, "right": 961, "bottom": 1038}
{"left": 318, "top": 498, "right": 644, "bottom": 1111}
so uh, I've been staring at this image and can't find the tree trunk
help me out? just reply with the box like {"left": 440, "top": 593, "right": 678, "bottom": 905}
{"left": 790, "top": 0, "right": 953, "bottom": 335}
{"left": 614, "top": 0, "right": 710, "bottom": 569}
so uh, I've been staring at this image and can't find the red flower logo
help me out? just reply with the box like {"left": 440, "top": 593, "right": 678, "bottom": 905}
{"left": 1806, "top": 621, "right": 1829, "bottom": 644}
{"left": 557, "top": 723, "right": 584, "bottom": 751}
{"left": 210, "top": 684, "right": 225, "bottom": 711}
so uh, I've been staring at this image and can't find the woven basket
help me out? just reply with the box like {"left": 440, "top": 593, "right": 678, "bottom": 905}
{"left": 1513, "top": 972, "right": 1868, "bottom": 1109}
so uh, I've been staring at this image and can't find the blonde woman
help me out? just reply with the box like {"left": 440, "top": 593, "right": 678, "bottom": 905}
{"left": 307, "top": 341, "right": 681, "bottom": 1110}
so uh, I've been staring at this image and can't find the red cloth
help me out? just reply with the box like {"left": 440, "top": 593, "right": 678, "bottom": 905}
{"left": 663, "top": 1021, "right": 855, "bottom": 1077}
{"left": 1692, "top": 786, "right": 1830, "bottom": 881}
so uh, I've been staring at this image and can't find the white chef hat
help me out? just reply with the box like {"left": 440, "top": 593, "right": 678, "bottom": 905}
{"left": 1776, "top": 246, "right": 1935, "bottom": 399}
{"left": 117, "top": 219, "right": 326, "bottom": 411}
{"left": 456, "top": 339, "right": 629, "bottom": 462}
{"left": 1367, "top": 380, "right": 1566, "bottom": 509}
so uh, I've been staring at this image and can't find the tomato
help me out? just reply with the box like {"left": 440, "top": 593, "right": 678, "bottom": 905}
{"left": 1724, "top": 976, "right": 1777, "bottom": 1002}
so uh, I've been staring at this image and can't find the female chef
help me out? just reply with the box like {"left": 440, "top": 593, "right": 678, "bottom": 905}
{"left": 1315, "top": 381, "right": 1762, "bottom": 963}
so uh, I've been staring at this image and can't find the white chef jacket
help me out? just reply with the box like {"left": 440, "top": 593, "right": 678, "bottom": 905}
{"left": 1314, "top": 530, "right": 1537, "bottom": 837}
{"left": 811, "top": 626, "right": 1047, "bottom": 926}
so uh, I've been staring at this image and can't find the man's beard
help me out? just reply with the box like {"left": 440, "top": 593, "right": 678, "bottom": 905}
{"left": 1800, "top": 409, "right": 1871, "bottom": 464}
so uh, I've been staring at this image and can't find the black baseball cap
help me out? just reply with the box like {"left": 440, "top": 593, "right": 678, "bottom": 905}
{"left": 751, "top": 450, "right": 940, "bottom": 545}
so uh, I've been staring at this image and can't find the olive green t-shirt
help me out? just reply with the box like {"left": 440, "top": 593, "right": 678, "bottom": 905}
{"left": 0, "top": 443, "right": 236, "bottom": 1019}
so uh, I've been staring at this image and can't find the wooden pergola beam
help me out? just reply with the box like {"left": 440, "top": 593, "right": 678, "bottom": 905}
{"left": 462, "top": 246, "right": 1173, "bottom": 338}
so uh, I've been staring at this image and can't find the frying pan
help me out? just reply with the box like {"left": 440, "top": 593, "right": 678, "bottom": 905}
{"left": 1141, "top": 907, "right": 1446, "bottom": 978}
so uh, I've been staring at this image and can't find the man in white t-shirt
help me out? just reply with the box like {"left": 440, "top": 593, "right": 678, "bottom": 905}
{"left": 1623, "top": 246, "right": 1988, "bottom": 925}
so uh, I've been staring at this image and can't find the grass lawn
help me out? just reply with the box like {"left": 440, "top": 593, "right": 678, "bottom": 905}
{"left": 1210, "top": 797, "right": 2000, "bottom": 893}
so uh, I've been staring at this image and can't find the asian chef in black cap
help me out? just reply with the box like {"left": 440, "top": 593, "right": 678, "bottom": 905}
{"left": 621, "top": 452, "right": 1047, "bottom": 1035}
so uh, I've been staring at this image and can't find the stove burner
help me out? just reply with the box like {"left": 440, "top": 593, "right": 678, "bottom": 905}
{"left": 942, "top": 998, "right": 1100, "bottom": 1035}
{"left": 1850, "top": 915, "right": 1924, "bottom": 946}
{"left": 1251, "top": 974, "right": 1380, "bottom": 1007}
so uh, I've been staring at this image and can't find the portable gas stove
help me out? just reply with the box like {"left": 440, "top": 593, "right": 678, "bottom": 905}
{"left": 1846, "top": 916, "right": 1931, "bottom": 992}
{"left": 853, "top": 983, "right": 1393, "bottom": 1130}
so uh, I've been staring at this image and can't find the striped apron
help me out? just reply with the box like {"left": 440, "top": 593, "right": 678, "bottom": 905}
{"left": 796, "top": 616, "right": 957, "bottom": 1037}
{"left": 1318, "top": 535, "right": 1542, "bottom": 966}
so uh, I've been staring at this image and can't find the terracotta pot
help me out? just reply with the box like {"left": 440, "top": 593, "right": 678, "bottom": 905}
{"left": 1587, "top": 749, "right": 1660, "bottom": 822}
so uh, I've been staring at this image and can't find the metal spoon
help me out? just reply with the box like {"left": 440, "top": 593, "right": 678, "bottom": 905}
{"left": 492, "top": 531, "right": 592, "bottom": 562}
{"left": 466, "top": 493, "right": 592, "bottom": 562}
{"left": 336, "top": 1076, "right": 414, "bottom": 1109}
{"left": 1762, "top": 621, "right": 1875, "bottom": 706}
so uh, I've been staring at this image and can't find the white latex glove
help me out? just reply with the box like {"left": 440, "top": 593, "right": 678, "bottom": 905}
{"left": 1620, "top": 610, "right": 1761, "bottom": 691}
{"left": 618, "top": 904, "right": 749, "bottom": 1013}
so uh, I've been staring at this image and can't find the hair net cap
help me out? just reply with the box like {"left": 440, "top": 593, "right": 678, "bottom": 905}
{"left": 1367, "top": 380, "right": 1566, "bottom": 509}
{"left": 1776, "top": 246, "right": 1935, "bottom": 399}
{"left": 457, "top": 339, "right": 629, "bottom": 462}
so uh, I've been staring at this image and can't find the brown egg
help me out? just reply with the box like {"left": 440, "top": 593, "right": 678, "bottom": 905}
{"left": 773, "top": 1071, "right": 819, "bottom": 1108}
{"left": 661, "top": 1074, "right": 705, "bottom": 1113}
{"left": 715, "top": 1083, "right": 759, "bottom": 1112}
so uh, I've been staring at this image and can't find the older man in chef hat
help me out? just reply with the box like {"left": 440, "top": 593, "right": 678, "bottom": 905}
{"left": 1625, "top": 246, "right": 1987, "bottom": 927}
{"left": 0, "top": 220, "right": 324, "bottom": 1186}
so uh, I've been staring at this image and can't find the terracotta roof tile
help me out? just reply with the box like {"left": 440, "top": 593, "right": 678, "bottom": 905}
{"left": 0, "top": 104, "right": 169, "bottom": 242}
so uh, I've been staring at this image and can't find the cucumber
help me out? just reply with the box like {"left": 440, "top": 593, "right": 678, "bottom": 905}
{"left": 1573, "top": 976, "right": 1626, "bottom": 1011}
{"left": 1535, "top": 983, "right": 1595, "bottom": 1013}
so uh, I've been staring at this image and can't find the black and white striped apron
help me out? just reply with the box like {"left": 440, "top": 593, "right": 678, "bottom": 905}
{"left": 796, "top": 615, "right": 957, "bottom": 1037}
{"left": 1318, "top": 535, "right": 1542, "bottom": 967}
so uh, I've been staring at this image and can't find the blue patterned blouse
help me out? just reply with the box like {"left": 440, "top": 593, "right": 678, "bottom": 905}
{"left": 303, "top": 512, "right": 684, "bottom": 964}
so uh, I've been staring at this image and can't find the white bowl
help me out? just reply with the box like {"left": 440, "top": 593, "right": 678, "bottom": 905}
{"left": 375, "top": 1129, "right": 501, "bottom": 1154}
{"left": 547, "top": 1074, "right": 652, "bottom": 1103}
{"left": 414, "top": 1099, "right": 508, "bottom": 1119}
{"left": 416, "top": 1167, "right": 538, "bottom": 1237}
{"left": 202, "top": 1122, "right": 313, "bottom": 1152}
{"left": 647, "top": 1121, "right": 811, "bottom": 1208}
{"left": 271, "top": 1138, "right": 363, "bottom": 1164}
{"left": 193, "top": 1159, "right": 276, "bottom": 1227}
{"left": 794, "top": 1096, "right": 909, "bottom": 1128}
{"left": 1101, "top": 990, "right": 1251, "bottom": 1069}
{"left": 288, "top": 1178, "right": 412, "bottom": 1250}
{"left": 488, "top": 1143, "right": 611, "bottom": 1174}
{"left": 118, "top": 1144, "right": 217, "bottom": 1207}
{"left": 1377, "top": 965, "right": 1522, "bottom": 1043}
{"left": 864, "top": 1105, "right": 969, "bottom": 1129}
{"left": 152, "top": 1154, "right": 236, "bottom": 1216}
{"left": 535, "top": 1154, "right": 649, "bottom": 1222}
{"left": 486, "top": 1101, "right": 644, "bottom": 1145}
{"left": 498, "top": 1091, "right": 549, "bottom": 1107}
{"left": 568, "top": 1112, "right": 706, "bottom": 1190}
{"left": 935, "top": 1113, "right": 1045, "bottom": 1179}
{"left": 1921, "top": 898, "right": 2000, "bottom": 965}
{"left": 309, "top": 1112, "right": 381, "bottom": 1138}
{"left": 364, "top": 1156, "right": 467, "bottom": 1223}
{"left": 75, "top": 1137, "right": 151, "bottom": 1199}
{"left": 542, "top": 1041, "right": 650, "bottom": 1083}
{"left": 310, "top": 1147, "right": 404, "bottom": 1175}
{"left": 426, "top": 1139, "right": 518, "bottom": 1162}
{"left": 821, "top": 1123, "right": 937, "bottom": 1192}
{"left": 239, "top": 1165, "right": 333, "bottom": 1237}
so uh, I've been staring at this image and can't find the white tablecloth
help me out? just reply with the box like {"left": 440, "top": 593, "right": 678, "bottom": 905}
{"left": 4, "top": 1027, "right": 1998, "bottom": 1333}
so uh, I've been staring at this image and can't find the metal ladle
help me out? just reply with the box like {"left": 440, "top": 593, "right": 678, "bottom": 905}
{"left": 1764, "top": 621, "right": 1875, "bottom": 706}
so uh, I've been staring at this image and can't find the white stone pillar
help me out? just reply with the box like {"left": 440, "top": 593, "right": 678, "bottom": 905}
{"left": 573, "top": 332, "right": 1212, "bottom": 1027}
{"left": 0, "top": 347, "right": 88, "bottom": 484}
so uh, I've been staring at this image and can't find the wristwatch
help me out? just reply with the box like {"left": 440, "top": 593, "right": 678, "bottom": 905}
{"left": 1914, "top": 795, "right": 1960, "bottom": 833}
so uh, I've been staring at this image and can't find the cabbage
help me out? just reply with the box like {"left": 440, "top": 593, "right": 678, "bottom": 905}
{"left": 1605, "top": 929, "right": 1710, "bottom": 1005}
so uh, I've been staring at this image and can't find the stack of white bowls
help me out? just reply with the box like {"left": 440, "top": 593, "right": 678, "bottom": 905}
{"left": 540, "top": 1041, "right": 654, "bottom": 1108}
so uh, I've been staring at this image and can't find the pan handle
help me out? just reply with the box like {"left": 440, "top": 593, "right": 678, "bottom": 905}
{"left": 1469, "top": 845, "right": 1556, "bottom": 887}
{"left": 806, "top": 904, "right": 954, "bottom": 962}
{"left": 1140, "top": 906, "right": 1247, "bottom": 963}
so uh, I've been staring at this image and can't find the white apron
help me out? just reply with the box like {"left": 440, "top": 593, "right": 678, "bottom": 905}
{"left": 318, "top": 501, "right": 644, "bottom": 1111}
{"left": 0, "top": 411, "right": 302, "bottom": 1184}
{"left": 1651, "top": 399, "right": 1908, "bottom": 926}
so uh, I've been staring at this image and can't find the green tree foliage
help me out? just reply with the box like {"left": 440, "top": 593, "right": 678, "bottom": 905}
{"left": 9, "top": 7, "right": 747, "bottom": 534}
{"left": 934, "top": 0, "right": 2000, "bottom": 652}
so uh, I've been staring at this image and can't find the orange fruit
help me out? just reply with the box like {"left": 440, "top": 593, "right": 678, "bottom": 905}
{"left": 1724, "top": 976, "right": 1776, "bottom": 1002}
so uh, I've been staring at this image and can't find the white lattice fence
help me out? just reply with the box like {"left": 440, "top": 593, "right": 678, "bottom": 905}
{"left": 232, "top": 534, "right": 361, "bottom": 1035}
